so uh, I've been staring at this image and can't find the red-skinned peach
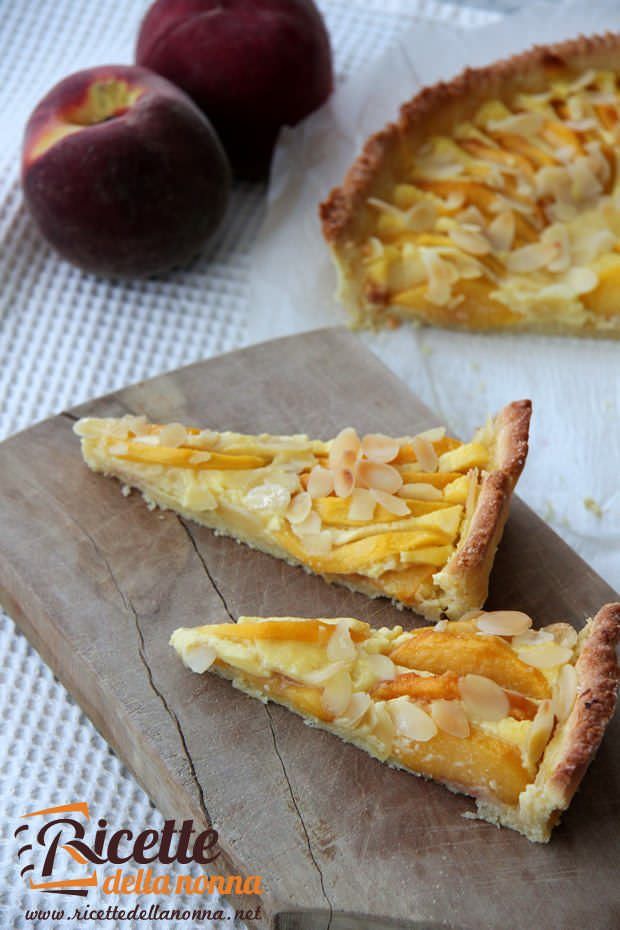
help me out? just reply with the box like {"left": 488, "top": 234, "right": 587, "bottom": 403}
{"left": 22, "top": 64, "right": 231, "bottom": 275}
{"left": 136, "top": 0, "right": 333, "bottom": 179}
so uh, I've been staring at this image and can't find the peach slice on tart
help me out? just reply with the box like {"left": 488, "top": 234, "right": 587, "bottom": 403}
{"left": 171, "top": 605, "right": 620, "bottom": 842}
{"left": 320, "top": 35, "right": 620, "bottom": 337}
{"left": 74, "top": 399, "right": 530, "bottom": 621}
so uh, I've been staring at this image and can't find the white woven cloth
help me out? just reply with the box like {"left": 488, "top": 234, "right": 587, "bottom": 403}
{"left": 7, "top": 1, "right": 613, "bottom": 928}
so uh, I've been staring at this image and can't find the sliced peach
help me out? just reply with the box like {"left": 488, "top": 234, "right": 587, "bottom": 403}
{"left": 414, "top": 179, "right": 500, "bottom": 214}
{"left": 458, "top": 138, "right": 535, "bottom": 176}
{"left": 595, "top": 104, "right": 617, "bottom": 130}
{"left": 390, "top": 629, "right": 551, "bottom": 699}
{"left": 543, "top": 120, "right": 582, "bottom": 152}
{"left": 368, "top": 566, "right": 435, "bottom": 604}
{"left": 443, "top": 474, "right": 470, "bottom": 503}
{"left": 395, "top": 469, "right": 462, "bottom": 486}
{"left": 438, "top": 442, "right": 489, "bottom": 473}
{"left": 116, "top": 442, "right": 267, "bottom": 470}
{"left": 315, "top": 496, "right": 453, "bottom": 527}
{"left": 490, "top": 133, "right": 556, "bottom": 168}
{"left": 401, "top": 545, "right": 454, "bottom": 567}
{"left": 395, "top": 436, "right": 460, "bottom": 463}
{"left": 395, "top": 724, "right": 531, "bottom": 805}
{"left": 236, "top": 669, "right": 332, "bottom": 722}
{"left": 581, "top": 256, "right": 620, "bottom": 319}
{"left": 205, "top": 619, "right": 369, "bottom": 644}
{"left": 373, "top": 671, "right": 459, "bottom": 702}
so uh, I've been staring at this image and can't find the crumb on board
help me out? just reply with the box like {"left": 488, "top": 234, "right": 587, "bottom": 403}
{"left": 583, "top": 497, "right": 604, "bottom": 518}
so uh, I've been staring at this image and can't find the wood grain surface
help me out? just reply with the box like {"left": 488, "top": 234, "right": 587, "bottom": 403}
{"left": 0, "top": 328, "right": 618, "bottom": 930}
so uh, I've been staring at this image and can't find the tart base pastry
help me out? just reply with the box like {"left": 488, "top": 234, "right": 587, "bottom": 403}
{"left": 172, "top": 604, "right": 620, "bottom": 842}
{"left": 74, "top": 400, "right": 530, "bottom": 621}
{"left": 320, "top": 34, "right": 620, "bottom": 336}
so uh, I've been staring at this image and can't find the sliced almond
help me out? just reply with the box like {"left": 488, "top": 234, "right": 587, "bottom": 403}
{"left": 389, "top": 698, "right": 438, "bottom": 742}
{"left": 336, "top": 691, "right": 372, "bottom": 727}
{"left": 357, "top": 461, "right": 403, "bottom": 494}
{"left": 333, "top": 467, "right": 356, "bottom": 499}
{"left": 347, "top": 488, "right": 376, "bottom": 522}
{"left": 505, "top": 242, "right": 554, "bottom": 273}
{"left": 517, "top": 642, "right": 573, "bottom": 669}
{"left": 399, "top": 483, "right": 443, "bottom": 501}
{"left": 511, "top": 629, "right": 554, "bottom": 648}
{"left": 322, "top": 671, "right": 353, "bottom": 718}
{"left": 328, "top": 427, "right": 360, "bottom": 470}
{"left": 449, "top": 224, "right": 491, "bottom": 256}
{"left": 371, "top": 489, "right": 410, "bottom": 517}
{"left": 109, "top": 442, "right": 129, "bottom": 456}
{"left": 565, "top": 267, "right": 598, "bottom": 296}
{"left": 361, "top": 433, "right": 400, "bottom": 464}
{"left": 458, "top": 674, "right": 509, "bottom": 722}
{"left": 411, "top": 435, "right": 438, "bottom": 472}
{"left": 184, "top": 644, "right": 216, "bottom": 674}
{"left": 307, "top": 465, "right": 334, "bottom": 499}
{"left": 158, "top": 423, "right": 187, "bottom": 448}
{"left": 244, "top": 482, "right": 291, "bottom": 513}
{"left": 415, "top": 426, "right": 446, "bottom": 443}
{"left": 366, "top": 652, "right": 396, "bottom": 682}
{"left": 300, "top": 531, "right": 333, "bottom": 556}
{"left": 327, "top": 620, "right": 357, "bottom": 663}
{"left": 525, "top": 699, "right": 555, "bottom": 767}
{"left": 543, "top": 622, "right": 578, "bottom": 650}
{"left": 476, "top": 610, "right": 532, "bottom": 637}
{"left": 486, "top": 211, "right": 515, "bottom": 251}
{"left": 487, "top": 111, "right": 544, "bottom": 136}
{"left": 292, "top": 510, "right": 322, "bottom": 538}
{"left": 370, "top": 702, "right": 396, "bottom": 752}
{"left": 553, "top": 663, "right": 578, "bottom": 724}
{"left": 286, "top": 491, "right": 312, "bottom": 525}
{"left": 431, "top": 699, "right": 470, "bottom": 738}
{"left": 421, "top": 249, "right": 459, "bottom": 307}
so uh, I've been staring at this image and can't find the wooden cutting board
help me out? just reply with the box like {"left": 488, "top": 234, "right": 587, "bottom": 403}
{"left": 1, "top": 328, "right": 618, "bottom": 930}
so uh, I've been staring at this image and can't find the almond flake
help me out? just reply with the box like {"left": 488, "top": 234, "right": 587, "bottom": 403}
{"left": 327, "top": 620, "right": 357, "bottom": 663}
{"left": 525, "top": 699, "right": 555, "bottom": 767}
{"left": 517, "top": 642, "right": 573, "bottom": 669}
{"left": 370, "top": 703, "right": 396, "bottom": 751}
{"left": 487, "top": 111, "right": 545, "bottom": 137}
{"left": 361, "top": 433, "right": 400, "bottom": 464}
{"left": 431, "top": 699, "right": 470, "bottom": 738}
{"left": 371, "top": 489, "right": 410, "bottom": 517}
{"left": 449, "top": 224, "right": 491, "bottom": 255}
{"left": 307, "top": 465, "right": 334, "bottom": 499}
{"left": 244, "top": 483, "right": 291, "bottom": 513}
{"left": 543, "top": 622, "right": 578, "bottom": 649}
{"left": 458, "top": 674, "right": 509, "bottom": 722}
{"left": 348, "top": 488, "right": 376, "bottom": 522}
{"left": 322, "top": 671, "right": 353, "bottom": 717}
{"left": 188, "top": 452, "right": 212, "bottom": 465}
{"left": 565, "top": 267, "right": 598, "bottom": 295}
{"left": 399, "top": 483, "right": 442, "bottom": 501}
{"left": 334, "top": 467, "right": 355, "bottom": 499}
{"left": 511, "top": 629, "right": 554, "bottom": 648}
{"left": 486, "top": 211, "right": 515, "bottom": 252}
{"left": 292, "top": 510, "right": 322, "bottom": 537}
{"left": 109, "top": 442, "right": 129, "bottom": 456}
{"left": 411, "top": 435, "right": 438, "bottom": 472}
{"left": 389, "top": 698, "right": 437, "bottom": 742}
{"left": 158, "top": 423, "right": 187, "bottom": 448}
{"left": 504, "top": 242, "right": 555, "bottom": 273}
{"left": 286, "top": 491, "right": 312, "bottom": 525}
{"left": 300, "top": 531, "right": 333, "bottom": 556}
{"left": 415, "top": 426, "right": 446, "bottom": 443}
{"left": 476, "top": 610, "right": 532, "bottom": 637}
{"left": 421, "top": 249, "right": 459, "bottom": 307}
{"left": 357, "top": 461, "right": 403, "bottom": 494}
{"left": 553, "top": 663, "right": 578, "bottom": 723}
{"left": 366, "top": 652, "right": 396, "bottom": 682}
{"left": 184, "top": 644, "right": 216, "bottom": 674}
{"left": 336, "top": 692, "right": 372, "bottom": 727}
{"left": 328, "top": 427, "right": 360, "bottom": 470}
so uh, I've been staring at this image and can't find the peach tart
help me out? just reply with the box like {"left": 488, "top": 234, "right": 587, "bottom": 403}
{"left": 171, "top": 605, "right": 620, "bottom": 842}
{"left": 321, "top": 35, "right": 620, "bottom": 336}
{"left": 74, "top": 400, "right": 530, "bottom": 620}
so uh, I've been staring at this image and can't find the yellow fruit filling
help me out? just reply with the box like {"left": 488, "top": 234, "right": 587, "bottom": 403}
{"left": 171, "top": 610, "right": 583, "bottom": 836}
{"left": 328, "top": 67, "right": 620, "bottom": 335}
{"left": 75, "top": 411, "right": 510, "bottom": 619}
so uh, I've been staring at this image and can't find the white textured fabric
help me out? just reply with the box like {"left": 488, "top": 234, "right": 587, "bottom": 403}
{"left": 0, "top": 1, "right": 497, "bottom": 928}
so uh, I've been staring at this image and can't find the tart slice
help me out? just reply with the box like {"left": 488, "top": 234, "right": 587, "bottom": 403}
{"left": 171, "top": 604, "right": 620, "bottom": 842}
{"left": 320, "top": 34, "right": 620, "bottom": 336}
{"left": 74, "top": 400, "right": 529, "bottom": 621}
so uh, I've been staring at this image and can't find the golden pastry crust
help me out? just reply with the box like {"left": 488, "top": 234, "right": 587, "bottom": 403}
{"left": 548, "top": 602, "right": 620, "bottom": 805}
{"left": 321, "top": 32, "right": 620, "bottom": 244}
{"left": 320, "top": 32, "right": 620, "bottom": 336}
{"left": 431, "top": 399, "right": 531, "bottom": 619}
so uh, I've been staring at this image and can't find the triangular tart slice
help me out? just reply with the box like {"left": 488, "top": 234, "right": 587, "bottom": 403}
{"left": 321, "top": 35, "right": 620, "bottom": 336}
{"left": 171, "top": 604, "right": 620, "bottom": 842}
{"left": 74, "top": 399, "right": 530, "bottom": 621}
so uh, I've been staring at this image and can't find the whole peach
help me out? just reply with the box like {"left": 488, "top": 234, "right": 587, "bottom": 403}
{"left": 22, "top": 65, "right": 231, "bottom": 275}
{"left": 136, "top": 0, "right": 333, "bottom": 180}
